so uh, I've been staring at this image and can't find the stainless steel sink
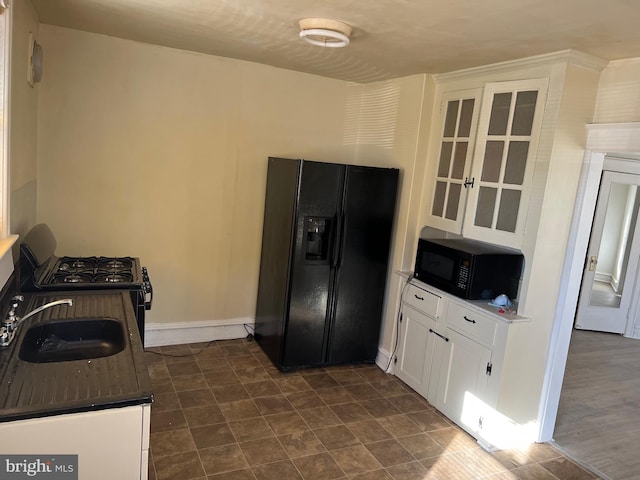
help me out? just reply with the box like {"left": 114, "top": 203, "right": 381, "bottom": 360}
{"left": 19, "top": 318, "right": 126, "bottom": 363}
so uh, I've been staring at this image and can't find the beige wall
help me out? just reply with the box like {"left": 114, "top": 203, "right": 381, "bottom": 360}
{"left": 594, "top": 58, "right": 640, "bottom": 123}
{"left": 36, "top": 25, "right": 361, "bottom": 325}
{"left": 9, "top": 0, "right": 39, "bottom": 248}
{"left": 35, "top": 25, "right": 431, "bottom": 334}
{"left": 352, "top": 75, "right": 435, "bottom": 355}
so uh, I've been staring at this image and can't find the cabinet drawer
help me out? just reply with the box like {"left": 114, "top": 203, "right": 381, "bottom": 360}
{"left": 447, "top": 302, "right": 497, "bottom": 346}
{"left": 404, "top": 284, "right": 441, "bottom": 319}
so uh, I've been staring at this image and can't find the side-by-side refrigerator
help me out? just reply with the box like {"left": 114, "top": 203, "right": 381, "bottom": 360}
{"left": 255, "top": 157, "right": 399, "bottom": 370}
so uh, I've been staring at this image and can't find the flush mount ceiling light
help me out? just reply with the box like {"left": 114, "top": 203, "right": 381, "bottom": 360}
{"left": 298, "top": 18, "right": 352, "bottom": 48}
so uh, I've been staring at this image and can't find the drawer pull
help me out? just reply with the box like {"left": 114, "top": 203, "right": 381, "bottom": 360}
{"left": 414, "top": 294, "right": 424, "bottom": 301}
{"left": 429, "top": 328, "right": 449, "bottom": 342}
{"left": 464, "top": 316, "right": 476, "bottom": 324}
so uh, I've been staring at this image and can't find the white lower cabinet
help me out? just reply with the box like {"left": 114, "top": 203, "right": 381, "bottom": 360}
{"left": 396, "top": 279, "right": 522, "bottom": 449}
{"left": 0, "top": 404, "right": 151, "bottom": 480}
{"left": 395, "top": 283, "right": 445, "bottom": 403}
{"left": 395, "top": 305, "right": 453, "bottom": 406}
{"left": 435, "top": 327, "right": 492, "bottom": 435}
{"left": 395, "top": 304, "right": 436, "bottom": 398}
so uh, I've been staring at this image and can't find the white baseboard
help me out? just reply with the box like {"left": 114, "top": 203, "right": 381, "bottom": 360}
{"left": 628, "top": 325, "right": 640, "bottom": 340}
{"left": 594, "top": 273, "right": 613, "bottom": 286}
{"left": 376, "top": 347, "right": 393, "bottom": 373}
{"left": 144, "top": 317, "right": 255, "bottom": 348}
{"left": 146, "top": 322, "right": 395, "bottom": 373}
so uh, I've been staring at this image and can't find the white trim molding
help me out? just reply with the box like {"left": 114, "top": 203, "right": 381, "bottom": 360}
{"left": 435, "top": 50, "right": 608, "bottom": 84}
{"left": 0, "top": 2, "right": 12, "bottom": 238}
{"left": 0, "top": 233, "right": 16, "bottom": 288}
{"left": 586, "top": 123, "right": 640, "bottom": 152}
{"left": 376, "top": 346, "right": 392, "bottom": 373}
{"left": 144, "top": 317, "right": 254, "bottom": 348}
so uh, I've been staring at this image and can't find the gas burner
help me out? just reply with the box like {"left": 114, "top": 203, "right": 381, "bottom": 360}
{"left": 95, "top": 273, "right": 134, "bottom": 283}
{"left": 52, "top": 272, "right": 94, "bottom": 284}
{"left": 59, "top": 259, "right": 95, "bottom": 271}
{"left": 97, "top": 258, "right": 132, "bottom": 270}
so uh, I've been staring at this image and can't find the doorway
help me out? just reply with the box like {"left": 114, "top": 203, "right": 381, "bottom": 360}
{"left": 575, "top": 170, "right": 640, "bottom": 335}
{"left": 554, "top": 158, "right": 640, "bottom": 478}
{"left": 539, "top": 123, "right": 640, "bottom": 445}
{"left": 538, "top": 123, "right": 640, "bottom": 479}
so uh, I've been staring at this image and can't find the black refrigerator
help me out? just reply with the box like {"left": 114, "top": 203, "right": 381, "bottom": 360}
{"left": 255, "top": 157, "right": 399, "bottom": 370}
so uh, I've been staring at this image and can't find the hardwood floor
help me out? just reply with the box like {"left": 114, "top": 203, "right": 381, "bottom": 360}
{"left": 589, "top": 281, "right": 622, "bottom": 308}
{"left": 553, "top": 329, "right": 640, "bottom": 480}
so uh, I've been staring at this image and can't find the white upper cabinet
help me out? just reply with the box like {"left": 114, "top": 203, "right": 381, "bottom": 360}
{"left": 427, "top": 88, "right": 482, "bottom": 233}
{"left": 464, "top": 79, "right": 548, "bottom": 247}
{"left": 424, "top": 78, "right": 548, "bottom": 249}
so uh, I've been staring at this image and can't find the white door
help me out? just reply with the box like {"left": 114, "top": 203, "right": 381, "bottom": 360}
{"left": 575, "top": 171, "right": 640, "bottom": 334}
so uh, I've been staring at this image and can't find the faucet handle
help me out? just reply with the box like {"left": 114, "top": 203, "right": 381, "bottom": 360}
{"left": 0, "top": 326, "right": 9, "bottom": 346}
{"left": 7, "top": 295, "right": 24, "bottom": 321}
{"left": 11, "top": 295, "right": 24, "bottom": 307}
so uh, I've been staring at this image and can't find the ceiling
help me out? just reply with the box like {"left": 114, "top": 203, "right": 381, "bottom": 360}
{"left": 30, "top": 0, "right": 640, "bottom": 83}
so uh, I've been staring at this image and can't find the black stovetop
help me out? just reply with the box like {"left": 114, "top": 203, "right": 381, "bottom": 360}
{"left": 18, "top": 224, "right": 153, "bottom": 327}
{"left": 43, "top": 256, "right": 141, "bottom": 287}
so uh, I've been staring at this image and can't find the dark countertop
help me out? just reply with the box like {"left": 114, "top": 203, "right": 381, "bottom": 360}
{"left": 0, "top": 290, "right": 153, "bottom": 422}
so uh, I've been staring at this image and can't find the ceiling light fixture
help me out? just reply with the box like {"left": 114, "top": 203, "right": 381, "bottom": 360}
{"left": 298, "top": 18, "right": 352, "bottom": 48}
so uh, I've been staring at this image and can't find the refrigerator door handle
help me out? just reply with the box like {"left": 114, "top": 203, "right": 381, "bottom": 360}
{"left": 331, "top": 214, "right": 342, "bottom": 268}
{"left": 337, "top": 213, "right": 348, "bottom": 268}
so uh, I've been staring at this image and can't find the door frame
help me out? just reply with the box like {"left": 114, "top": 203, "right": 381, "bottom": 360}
{"left": 538, "top": 122, "right": 640, "bottom": 442}
{"left": 575, "top": 170, "right": 640, "bottom": 334}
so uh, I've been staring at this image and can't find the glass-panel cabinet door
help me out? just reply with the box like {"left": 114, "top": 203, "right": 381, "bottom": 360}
{"left": 425, "top": 89, "right": 482, "bottom": 233}
{"left": 463, "top": 79, "right": 548, "bottom": 248}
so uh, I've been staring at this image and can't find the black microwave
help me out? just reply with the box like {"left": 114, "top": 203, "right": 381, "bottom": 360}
{"left": 414, "top": 238, "right": 524, "bottom": 300}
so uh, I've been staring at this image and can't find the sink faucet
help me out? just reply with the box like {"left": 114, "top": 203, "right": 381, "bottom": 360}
{"left": 0, "top": 296, "right": 73, "bottom": 347}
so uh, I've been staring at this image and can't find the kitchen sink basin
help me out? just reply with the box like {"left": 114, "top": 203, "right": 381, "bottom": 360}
{"left": 19, "top": 318, "right": 126, "bottom": 363}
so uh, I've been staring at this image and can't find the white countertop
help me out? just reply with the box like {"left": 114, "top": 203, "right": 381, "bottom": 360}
{"left": 395, "top": 270, "right": 529, "bottom": 324}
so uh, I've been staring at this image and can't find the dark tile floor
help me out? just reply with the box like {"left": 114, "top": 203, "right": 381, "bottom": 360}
{"left": 145, "top": 338, "right": 600, "bottom": 480}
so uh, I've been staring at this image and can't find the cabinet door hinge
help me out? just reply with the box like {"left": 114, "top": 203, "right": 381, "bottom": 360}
{"left": 399, "top": 313, "right": 403, "bottom": 323}
{"left": 394, "top": 356, "right": 398, "bottom": 364}
{"left": 486, "top": 362, "right": 493, "bottom": 376}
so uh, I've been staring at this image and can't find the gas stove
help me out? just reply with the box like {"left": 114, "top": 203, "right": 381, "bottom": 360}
{"left": 18, "top": 224, "right": 152, "bottom": 344}
{"left": 47, "top": 256, "right": 138, "bottom": 285}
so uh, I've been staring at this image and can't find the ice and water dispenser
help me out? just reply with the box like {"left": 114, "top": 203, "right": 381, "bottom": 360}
{"left": 305, "top": 217, "right": 332, "bottom": 262}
